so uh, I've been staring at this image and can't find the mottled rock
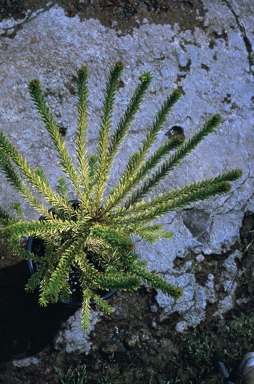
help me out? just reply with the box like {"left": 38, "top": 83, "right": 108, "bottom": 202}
{"left": 54, "top": 309, "right": 103, "bottom": 354}
{"left": 13, "top": 357, "right": 39, "bottom": 368}
{"left": 150, "top": 305, "right": 158, "bottom": 313}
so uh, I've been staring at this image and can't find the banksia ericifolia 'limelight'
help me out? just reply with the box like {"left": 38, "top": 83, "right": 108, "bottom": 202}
{"left": 0, "top": 63, "right": 242, "bottom": 328}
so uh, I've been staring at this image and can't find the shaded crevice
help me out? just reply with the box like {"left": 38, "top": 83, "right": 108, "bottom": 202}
{"left": 0, "top": 2, "right": 55, "bottom": 38}
{"left": 222, "top": 0, "right": 254, "bottom": 73}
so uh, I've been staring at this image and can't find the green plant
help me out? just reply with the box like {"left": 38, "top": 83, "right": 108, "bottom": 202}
{"left": 58, "top": 363, "right": 87, "bottom": 384}
{"left": 0, "top": 62, "right": 242, "bottom": 329}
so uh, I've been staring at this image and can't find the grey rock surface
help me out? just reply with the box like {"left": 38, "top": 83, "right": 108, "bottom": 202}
{"left": 54, "top": 310, "right": 103, "bottom": 354}
{"left": 0, "top": 0, "right": 253, "bottom": 352}
{"left": 12, "top": 356, "right": 40, "bottom": 368}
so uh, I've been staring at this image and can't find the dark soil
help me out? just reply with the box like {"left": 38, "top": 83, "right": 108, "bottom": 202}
{"left": 0, "top": 0, "right": 207, "bottom": 36}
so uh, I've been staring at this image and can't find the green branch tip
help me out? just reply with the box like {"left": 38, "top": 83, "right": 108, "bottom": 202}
{"left": 210, "top": 113, "right": 222, "bottom": 126}
{"left": 28, "top": 79, "right": 41, "bottom": 91}
{"left": 219, "top": 181, "right": 232, "bottom": 193}
{"left": 114, "top": 61, "right": 124, "bottom": 70}
{"left": 231, "top": 169, "right": 243, "bottom": 179}
{"left": 139, "top": 71, "right": 153, "bottom": 83}
{"left": 172, "top": 88, "right": 183, "bottom": 98}
{"left": 78, "top": 66, "right": 88, "bottom": 77}
{"left": 172, "top": 287, "right": 183, "bottom": 298}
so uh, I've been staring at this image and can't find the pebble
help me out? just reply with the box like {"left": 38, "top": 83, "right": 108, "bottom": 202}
{"left": 13, "top": 357, "right": 39, "bottom": 367}
{"left": 55, "top": 348, "right": 66, "bottom": 368}
{"left": 150, "top": 305, "right": 158, "bottom": 313}
{"left": 125, "top": 335, "right": 139, "bottom": 348}
{"left": 196, "top": 254, "right": 205, "bottom": 262}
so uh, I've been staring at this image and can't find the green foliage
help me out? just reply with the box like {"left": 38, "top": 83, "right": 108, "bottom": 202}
{"left": 0, "top": 63, "right": 242, "bottom": 329}
{"left": 58, "top": 362, "right": 88, "bottom": 384}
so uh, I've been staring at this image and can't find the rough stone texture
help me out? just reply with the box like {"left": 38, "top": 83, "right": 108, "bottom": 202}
{"left": 0, "top": 0, "right": 253, "bottom": 353}
{"left": 54, "top": 310, "right": 103, "bottom": 354}
{"left": 12, "top": 356, "right": 39, "bottom": 368}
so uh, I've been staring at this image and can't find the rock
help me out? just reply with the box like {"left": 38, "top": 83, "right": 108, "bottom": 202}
{"left": 124, "top": 334, "right": 139, "bottom": 349}
{"left": 54, "top": 309, "right": 103, "bottom": 354}
{"left": 196, "top": 254, "right": 205, "bottom": 262}
{"left": 149, "top": 305, "right": 158, "bottom": 313}
{"left": 13, "top": 357, "right": 39, "bottom": 368}
{"left": 207, "top": 274, "right": 214, "bottom": 281}
{"left": 55, "top": 348, "right": 66, "bottom": 369}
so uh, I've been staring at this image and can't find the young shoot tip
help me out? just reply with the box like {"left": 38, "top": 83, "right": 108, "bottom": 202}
{"left": 211, "top": 113, "right": 222, "bottom": 125}
{"left": 115, "top": 61, "right": 124, "bottom": 70}
{"left": 28, "top": 79, "right": 41, "bottom": 90}
{"left": 174, "top": 88, "right": 184, "bottom": 97}
{"left": 221, "top": 181, "right": 232, "bottom": 193}
{"left": 139, "top": 71, "right": 153, "bottom": 83}
{"left": 78, "top": 66, "right": 88, "bottom": 75}
{"left": 234, "top": 169, "right": 243, "bottom": 179}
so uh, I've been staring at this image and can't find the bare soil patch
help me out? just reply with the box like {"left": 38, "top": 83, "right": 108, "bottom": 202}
{"left": 0, "top": 0, "right": 206, "bottom": 36}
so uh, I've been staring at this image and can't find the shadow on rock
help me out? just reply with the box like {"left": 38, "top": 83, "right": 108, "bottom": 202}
{"left": 0, "top": 260, "right": 77, "bottom": 362}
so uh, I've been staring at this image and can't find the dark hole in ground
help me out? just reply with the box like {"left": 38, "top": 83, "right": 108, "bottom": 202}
{"left": 0, "top": 245, "right": 77, "bottom": 363}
